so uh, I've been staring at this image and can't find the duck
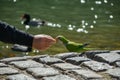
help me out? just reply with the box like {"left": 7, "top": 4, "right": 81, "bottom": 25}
{"left": 22, "top": 14, "right": 46, "bottom": 26}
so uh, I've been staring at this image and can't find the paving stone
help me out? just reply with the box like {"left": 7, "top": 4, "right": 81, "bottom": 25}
{"left": 0, "top": 67, "right": 18, "bottom": 75}
{"left": 27, "top": 67, "right": 59, "bottom": 78}
{"left": 54, "top": 52, "right": 78, "bottom": 60}
{"left": 39, "top": 57, "right": 64, "bottom": 65}
{"left": 66, "top": 56, "right": 91, "bottom": 65}
{"left": 6, "top": 74, "right": 36, "bottom": 80}
{"left": 0, "top": 63, "right": 8, "bottom": 67}
{"left": 94, "top": 53, "right": 120, "bottom": 64}
{"left": 32, "top": 55, "right": 49, "bottom": 61}
{"left": 69, "top": 69, "right": 103, "bottom": 79}
{"left": 115, "top": 61, "right": 120, "bottom": 67}
{"left": 105, "top": 68, "right": 120, "bottom": 78}
{"left": 0, "top": 56, "right": 28, "bottom": 63}
{"left": 1, "top": 51, "right": 120, "bottom": 80}
{"left": 110, "top": 50, "right": 120, "bottom": 54}
{"left": 43, "top": 74, "right": 76, "bottom": 80}
{"left": 81, "top": 61, "right": 113, "bottom": 72}
{"left": 53, "top": 63, "right": 81, "bottom": 71}
{"left": 10, "top": 60, "right": 44, "bottom": 69}
{"left": 84, "top": 50, "right": 110, "bottom": 59}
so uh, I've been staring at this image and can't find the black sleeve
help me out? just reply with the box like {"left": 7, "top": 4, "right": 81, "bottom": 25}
{"left": 0, "top": 21, "right": 33, "bottom": 47}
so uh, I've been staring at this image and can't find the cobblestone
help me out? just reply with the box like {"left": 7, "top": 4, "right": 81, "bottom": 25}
{"left": 39, "top": 57, "right": 64, "bottom": 65}
{"left": 115, "top": 61, "right": 120, "bottom": 67}
{"left": 27, "top": 67, "right": 59, "bottom": 78}
{"left": 43, "top": 74, "right": 76, "bottom": 80}
{"left": 0, "top": 67, "right": 18, "bottom": 75}
{"left": 53, "top": 63, "right": 81, "bottom": 70}
{"left": 94, "top": 52, "right": 120, "bottom": 64}
{"left": 110, "top": 50, "right": 120, "bottom": 54}
{"left": 0, "top": 56, "right": 29, "bottom": 63}
{"left": 0, "top": 63, "right": 8, "bottom": 67}
{"left": 0, "top": 50, "right": 120, "bottom": 80}
{"left": 54, "top": 52, "right": 78, "bottom": 60}
{"left": 81, "top": 61, "right": 113, "bottom": 72}
{"left": 105, "top": 68, "right": 120, "bottom": 79}
{"left": 65, "top": 56, "right": 91, "bottom": 65}
{"left": 84, "top": 50, "right": 110, "bottom": 59}
{"left": 6, "top": 74, "right": 36, "bottom": 80}
{"left": 69, "top": 69, "right": 103, "bottom": 80}
{"left": 10, "top": 60, "right": 44, "bottom": 69}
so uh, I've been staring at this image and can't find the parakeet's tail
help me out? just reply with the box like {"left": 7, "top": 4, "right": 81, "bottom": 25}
{"left": 83, "top": 43, "right": 90, "bottom": 47}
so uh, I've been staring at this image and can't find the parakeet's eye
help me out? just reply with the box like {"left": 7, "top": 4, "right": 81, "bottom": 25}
{"left": 57, "top": 35, "right": 62, "bottom": 39}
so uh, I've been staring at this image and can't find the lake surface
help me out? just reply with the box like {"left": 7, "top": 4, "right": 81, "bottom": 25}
{"left": 0, "top": 0, "right": 120, "bottom": 58}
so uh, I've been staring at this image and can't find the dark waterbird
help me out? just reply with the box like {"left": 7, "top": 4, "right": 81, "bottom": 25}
{"left": 22, "top": 14, "right": 45, "bottom": 26}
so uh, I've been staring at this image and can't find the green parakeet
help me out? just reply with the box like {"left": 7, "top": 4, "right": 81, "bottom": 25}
{"left": 57, "top": 35, "right": 90, "bottom": 52}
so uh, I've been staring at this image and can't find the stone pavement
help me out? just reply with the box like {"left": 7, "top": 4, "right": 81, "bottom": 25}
{"left": 0, "top": 50, "right": 120, "bottom": 80}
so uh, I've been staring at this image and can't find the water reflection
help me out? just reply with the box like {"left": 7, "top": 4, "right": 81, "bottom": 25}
{"left": 95, "top": 1, "right": 102, "bottom": 5}
{"left": 94, "top": 14, "right": 98, "bottom": 19}
{"left": 17, "top": 0, "right": 118, "bottom": 34}
{"left": 80, "top": 0, "right": 86, "bottom": 4}
{"left": 51, "top": 6, "right": 56, "bottom": 9}
{"left": 90, "top": 25, "right": 94, "bottom": 28}
{"left": 9, "top": 0, "right": 17, "bottom": 2}
{"left": 109, "top": 15, "right": 113, "bottom": 19}
{"left": 110, "top": 3, "right": 114, "bottom": 6}
{"left": 93, "top": 20, "right": 96, "bottom": 24}
{"left": 104, "top": 0, "right": 108, "bottom": 3}
{"left": 13, "top": 0, "right": 17, "bottom": 2}
{"left": 90, "top": 7, "right": 94, "bottom": 11}
{"left": 68, "top": 24, "right": 74, "bottom": 31}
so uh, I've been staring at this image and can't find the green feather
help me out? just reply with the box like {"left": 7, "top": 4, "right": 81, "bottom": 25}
{"left": 57, "top": 35, "right": 90, "bottom": 52}
{"left": 57, "top": 35, "right": 69, "bottom": 44}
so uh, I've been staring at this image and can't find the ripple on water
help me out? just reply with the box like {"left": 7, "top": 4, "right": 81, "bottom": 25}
{"left": 94, "top": 14, "right": 98, "bottom": 19}
{"left": 109, "top": 15, "right": 113, "bottom": 19}
{"left": 95, "top": 1, "right": 102, "bottom": 5}
{"left": 90, "top": 7, "right": 94, "bottom": 11}
{"left": 90, "top": 25, "right": 94, "bottom": 29}
{"left": 110, "top": 3, "right": 114, "bottom": 6}
{"left": 93, "top": 20, "right": 97, "bottom": 24}
{"left": 80, "top": 0, "right": 86, "bottom": 4}
{"left": 13, "top": 0, "right": 17, "bottom": 2}
{"left": 104, "top": 0, "right": 108, "bottom": 3}
{"left": 76, "top": 28, "right": 84, "bottom": 32}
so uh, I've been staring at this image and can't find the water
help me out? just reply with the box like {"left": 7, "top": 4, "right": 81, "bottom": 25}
{"left": 0, "top": 0, "right": 120, "bottom": 58}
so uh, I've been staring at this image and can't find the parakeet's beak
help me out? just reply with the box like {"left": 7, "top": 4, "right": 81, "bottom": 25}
{"left": 55, "top": 36, "right": 59, "bottom": 42}
{"left": 55, "top": 35, "right": 63, "bottom": 42}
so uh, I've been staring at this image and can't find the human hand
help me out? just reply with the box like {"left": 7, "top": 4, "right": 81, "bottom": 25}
{"left": 32, "top": 34, "right": 56, "bottom": 50}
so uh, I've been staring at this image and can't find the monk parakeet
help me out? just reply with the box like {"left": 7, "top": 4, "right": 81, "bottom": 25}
{"left": 56, "top": 35, "right": 90, "bottom": 52}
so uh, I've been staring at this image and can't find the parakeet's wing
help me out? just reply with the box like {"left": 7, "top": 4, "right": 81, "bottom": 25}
{"left": 65, "top": 41, "right": 84, "bottom": 52}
